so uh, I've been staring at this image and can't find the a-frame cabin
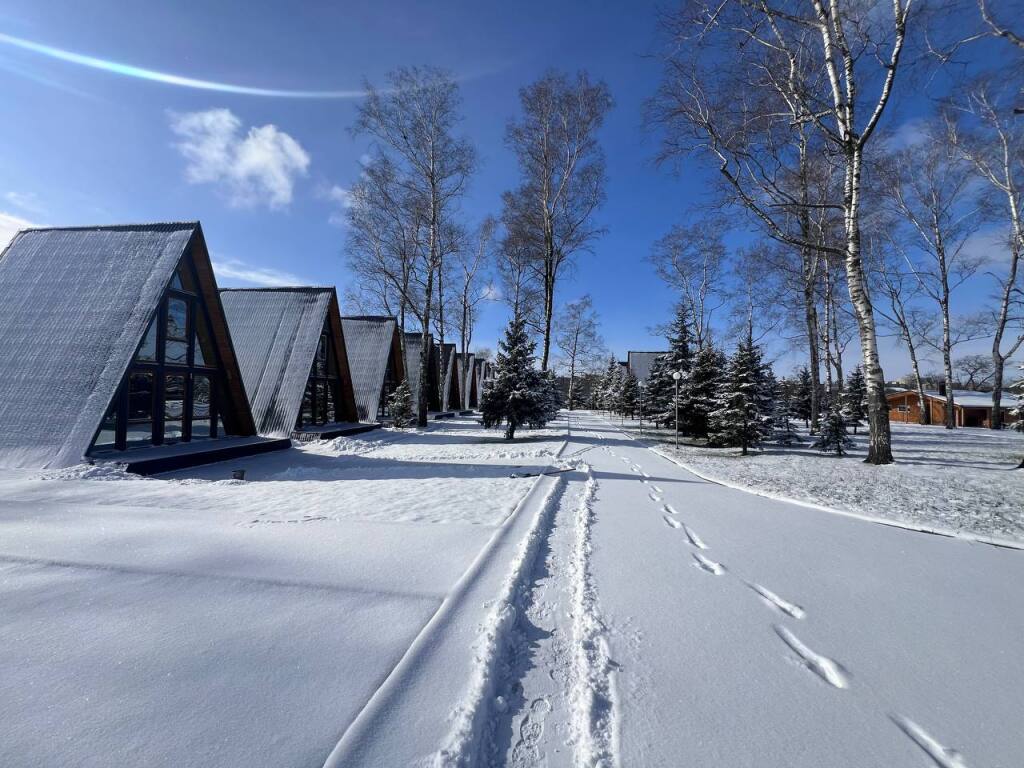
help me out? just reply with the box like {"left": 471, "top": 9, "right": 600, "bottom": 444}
{"left": 456, "top": 352, "right": 476, "bottom": 409}
{"left": 340, "top": 315, "right": 406, "bottom": 422}
{"left": 0, "top": 222, "right": 285, "bottom": 472}
{"left": 404, "top": 332, "right": 442, "bottom": 412}
{"left": 439, "top": 343, "right": 461, "bottom": 413}
{"left": 220, "top": 287, "right": 362, "bottom": 439}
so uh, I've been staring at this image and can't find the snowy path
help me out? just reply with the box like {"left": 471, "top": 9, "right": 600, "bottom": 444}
{"left": 573, "top": 412, "right": 1024, "bottom": 767}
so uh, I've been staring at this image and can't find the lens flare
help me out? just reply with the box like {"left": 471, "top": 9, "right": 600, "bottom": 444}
{"left": 0, "top": 32, "right": 368, "bottom": 98}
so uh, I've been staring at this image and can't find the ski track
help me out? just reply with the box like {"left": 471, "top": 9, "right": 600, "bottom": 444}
{"left": 889, "top": 715, "right": 970, "bottom": 768}
{"left": 440, "top": 461, "right": 619, "bottom": 768}
{"left": 773, "top": 625, "right": 849, "bottom": 690}
{"left": 433, "top": 476, "right": 566, "bottom": 768}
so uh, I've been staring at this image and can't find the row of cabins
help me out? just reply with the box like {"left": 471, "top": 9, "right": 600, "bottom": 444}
{"left": 0, "top": 222, "right": 492, "bottom": 474}
{"left": 627, "top": 352, "right": 1017, "bottom": 429}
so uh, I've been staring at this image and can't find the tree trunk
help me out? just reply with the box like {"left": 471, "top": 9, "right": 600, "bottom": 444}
{"left": 540, "top": 257, "right": 555, "bottom": 372}
{"left": 844, "top": 148, "right": 893, "bottom": 464}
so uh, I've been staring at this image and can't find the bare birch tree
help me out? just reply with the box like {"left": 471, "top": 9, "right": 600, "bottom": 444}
{"left": 353, "top": 66, "right": 475, "bottom": 427}
{"left": 554, "top": 294, "right": 607, "bottom": 410}
{"left": 503, "top": 71, "right": 612, "bottom": 371}
{"left": 652, "top": 0, "right": 914, "bottom": 464}
{"left": 878, "top": 127, "right": 983, "bottom": 427}
{"left": 454, "top": 217, "right": 496, "bottom": 362}
{"left": 947, "top": 79, "right": 1024, "bottom": 427}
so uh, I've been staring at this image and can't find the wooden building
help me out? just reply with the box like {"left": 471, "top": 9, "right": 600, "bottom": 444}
{"left": 404, "top": 332, "right": 443, "bottom": 412}
{"left": 457, "top": 352, "right": 477, "bottom": 409}
{"left": 886, "top": 388, "right": 1018, "bottom": 428}
{"left": 220, "top": 287, "right": 360, "bottom": 439}
{"left": 0, "top": 222, "right": 291, "bottom": 472}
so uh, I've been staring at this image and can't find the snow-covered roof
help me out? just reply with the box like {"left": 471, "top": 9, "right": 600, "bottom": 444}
{"left": 922, "top": 390, "right": 1017, "bottom": 409}
{"left": 628, "top": 351, "right": 667, "bottom": 382}
{"left": 341, "top": 316, "right": 400, "bottom": 421}
{"left": 0, "top": 223, "right": 199, "bottom": 468}
{"left": 221, "top": 288, "right": 336, "bottom": 437}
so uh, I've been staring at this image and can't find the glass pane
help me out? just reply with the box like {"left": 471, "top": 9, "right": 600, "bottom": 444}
{"left": 326, "top": 382, "right": 336, "bottom": 423}
{"left": 194, "top": 312, "right": 211, "bottom": 367}
{"left": 136, "top": 318, "right": 157, "bottom": 362}
{"left": 218, "top": 414, "right": 229, "bottom": 437}
{"left": 125, "top": 421, "right": 153, "bottom": 445}
{"left": 164, "top": 375, "right": 185, "bottom": 442}
{"left": 170, "top": 272, "right": 184, "bottom": 290}
{"left": 166, "top": 297, "right": 188, "bottom": 341}
{"left": 191, "top": 375, "right": 211, "bottom": 438}
{"left": 316, "top": 381, "right": 328, "bottom": 424}
{"left": 94, "top": 400, "right": 118, "bottom": 449}
{"left": 165, "top": 340, "right": 188, "bottom": 365}
{"left": 128, "top": 373, "right": 154, "bottom": 420}
{"left": 301, "top": 382, "right": 314, "bottom": 425}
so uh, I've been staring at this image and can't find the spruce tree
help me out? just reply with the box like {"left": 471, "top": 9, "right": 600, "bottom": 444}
{"left": 842, "top": 365, "right": 868, "bottom": 435}
{"left": 480, "top": 315, "right": 547, "bottom": 440}
{"left": 813, "top": 403, "right": 853, "bottom": 456}
{"left": 644, "top": 353, "right": 674, "bottom": 427}
{"left": 618, "top": 371, "right": 640, "bottom": 420}
{"left": 598, "top": 356, "right": 620, "bottom": 413}
{"left": 681, "top": 344, "right": 725, "bottom": 438}
{"left": 648, "top": 304, "right": 694, "bottom": 428}
{"left": 771, "top": 375, "right": 803, "bottom": 446}
{"left": 536, "top": 370, "right": 563, "bottom": 425}
{"left": 708, "top": 333, "right": 774, "bottom": 454}
{"left": 388, "top": 379, "right": 414, "bottom": 428}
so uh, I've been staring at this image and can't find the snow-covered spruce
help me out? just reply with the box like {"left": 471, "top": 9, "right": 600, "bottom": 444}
{"left": 707, "top": 331, "right": 774, "bottom": 454}
{"left": 388, "top": 378, "right": 414, "bottom": 428}
{"left": 814, "top": 404, "right": 854, "bottom": 456}
{"left": 480, "top": 315, "right": 555, "bottom": 440}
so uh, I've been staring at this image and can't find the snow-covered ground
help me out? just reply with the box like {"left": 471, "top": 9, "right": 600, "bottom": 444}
{"left": 2, "top": 414, "right": 1022, "bottom": 767}
{"left": 0, "top": 419, "right": 566, "bottom": 768}
{"left": 613, "top": 416, "right": 1024, "bottom": 544}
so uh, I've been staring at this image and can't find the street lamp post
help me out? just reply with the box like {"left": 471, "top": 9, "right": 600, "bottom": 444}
{"left": 672, "top": 371, "right": 681, "bottom": 449}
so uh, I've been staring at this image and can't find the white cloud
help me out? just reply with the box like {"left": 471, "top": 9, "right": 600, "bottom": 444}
{"left": 960, "top": 224, "right": 1011, "bottom": 269}
{"left": 169, "top": 108, "right": 310, "bottom": 209}
{"left": 213, "top": 257, "right": 310, "bottom": 287}
{"left": 4, "top": 191, "right": 45, "bottom": 215}
{"left": 318, "top": 183, "right": 354, "bottom": 227}
{"left": 0, "top": 211, "right": 36, "bottom": 250}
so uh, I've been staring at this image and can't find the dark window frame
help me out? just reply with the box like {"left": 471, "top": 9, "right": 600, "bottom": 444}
{"left": 89, "top": 254, "right": 227, "bottom": 453}
{"left": 296, "top": 322, "right": 342, "bottom": 429}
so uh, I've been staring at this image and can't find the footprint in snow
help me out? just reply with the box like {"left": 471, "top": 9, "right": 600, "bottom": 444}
{"left": 681, "top": 523, "right": 707, "bottom": 550}
{"left": 663, "top": 515, "right": 682, "bottom": 529}
{"left": 662, "top": 503, "right": 677, "bottom": 515}
{"left": 692, "top": 553, "right": 726, "bottom": 575}
{"left": 649, "top": 491, "right": 662, "bottom": 503}
{"left": 748, "top": 583, "right": 804, "bottom": 619}
{"left": 774, "top": 625, "right": 849, "bottom": 689}
{"left": 650, "top": 485, "right": 663, "bottom": 494}
{"left": 889, "top": 715, "right": 969, "bottom": 768}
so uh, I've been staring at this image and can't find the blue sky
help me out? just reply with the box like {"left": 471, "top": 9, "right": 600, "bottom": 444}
{"left": 0, "top": 0, "right": 1014, "bottom": 379}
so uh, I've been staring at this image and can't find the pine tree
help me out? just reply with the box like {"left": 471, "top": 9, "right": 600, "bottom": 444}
{"left": 708, "top": 333, "right": 774, "bottom": 454}
{"left": 536, "top": 370, "right": 563, "bottom": 425}
{"left": 618, "top": 371, "right": 640, "bottom": 420}
{"left": 842, "top": 365, "right": 868, "bottom": 435}
{"left": 771, "top": 375, "right": 803, "bottom": 446}
{"left": 794, "top": 366, "right": 813, "bottom": 428}
{"left": 648, "top": 304, "right": 694, "bottom": 428}
{"left": 480, "top": 315, "right": 549, "bottom": 439}
{"left": 681, "top": 344, "right": 725, "bottom": 438}
{"left": 388, "top": 379, "right": 414, "bottom": 428}
{"left": 644, "top": 353, "right": 674, "bottom": 427}
{"left": 813, "top": 404, "right": 853, "bottom": 456}
{"left": 597, "top": 356, "right": 620, "bottom": 413}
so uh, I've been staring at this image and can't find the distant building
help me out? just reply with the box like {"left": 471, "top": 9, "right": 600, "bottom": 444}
{"left": 220, "top": 287, "right": 359, "bottom": 438}
{"left": 456, "top": 352, "right": 477, "bottom": 409}
{"left": 627, "top": 351, "right": 667, "bottom": 382}
{"left": 0, "top": 222, "right": 283, "bottom": 471}
{"left": 886, "top": 388, "right": 1018, "bottom": 428}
